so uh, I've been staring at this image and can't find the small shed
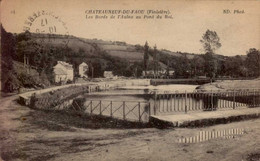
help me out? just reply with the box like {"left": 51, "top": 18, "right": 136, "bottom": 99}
{"left": 79, "top": 62, "right": 89, "bottom": 78}
{"left": 104, "top": 71, "right": 114, "bottom": 78}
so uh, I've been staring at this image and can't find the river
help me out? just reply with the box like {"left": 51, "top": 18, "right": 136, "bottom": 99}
{"left": 75, "top": 84, "right": 198, "bottom": 121}
{"left": 69, "top": 83, "right": 254, "bottom": 122}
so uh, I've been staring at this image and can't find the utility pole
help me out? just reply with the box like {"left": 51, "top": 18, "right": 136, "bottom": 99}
{"left": 135, "top": 67, "right": 137, "bottom": 78}
{"left": 144, "top": 41, "right": 149, "bottom": 76}
{"left": 24, "top": 54, "right": 30, "bottom": 74}
{"left": 153, "top": 45, "right": 157, "bottom": 76}
{"left": 92, "top": 67, "right": 94, "bottom": 78}
{"left": 167, "top": 60, "right": 170, "bottom": 77}
{"left": 24, "top": 54, "right": 26, "bottom": 68}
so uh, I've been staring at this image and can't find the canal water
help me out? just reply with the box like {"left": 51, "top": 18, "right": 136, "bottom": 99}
{"left": 75, "top": 84, "right": 253, "bottom": 122}
{"left": 84, "top": 84, "right": 198, "bottom": 96}
{"left": 78, "top": 84, "right": 198, "bottom": 121}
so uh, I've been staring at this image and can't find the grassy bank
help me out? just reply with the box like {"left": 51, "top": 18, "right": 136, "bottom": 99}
{"left": 1, "top": 96, "right": 260, "bottom": 161}
{"left": 150, "top": 78, "right": 210, "bottom": 85}
{"left": 196, "top": 78, "right": 260, "bottom": 92}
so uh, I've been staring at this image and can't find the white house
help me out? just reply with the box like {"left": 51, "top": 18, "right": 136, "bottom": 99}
{"left": 79, "top": 62, "right": 89, "bottom": 78}
{"left": 142, "top": 62, "right": 168, "bottom": 77}
{"left": 168, "top": 70, "right": 175, "bottom": 76}
{"left": 53, "top": 61, "right": 74, "bottom": 83}
{"left": 104, "top": 71, "right": 114, "bottom": 78}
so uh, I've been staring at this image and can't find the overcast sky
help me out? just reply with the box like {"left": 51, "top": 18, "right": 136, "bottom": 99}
{"left": 1, "top": 0, "right": 259, "bottom": 56}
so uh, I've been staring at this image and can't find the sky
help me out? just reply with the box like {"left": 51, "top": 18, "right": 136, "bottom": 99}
{"left": 1, "top": 0, "right": 259, "bottom": 56}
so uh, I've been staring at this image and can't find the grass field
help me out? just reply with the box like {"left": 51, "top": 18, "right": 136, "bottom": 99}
{"left": 107, "top": 50, "right": 143, "bottom": 61}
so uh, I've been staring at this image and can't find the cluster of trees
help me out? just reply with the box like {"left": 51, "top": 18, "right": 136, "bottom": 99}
{"left": 1, "top": 26, "right": 17, "bottom": 92}
{"left": 144, "top": 30, "right": 259, "bottom": 79}
{"left": 162, "top": 51, "right": 259, "bottom": 79}
{"left": 1, "top": 26, "right": 259, "bottom": 92}
{"left": 198, "top": 30, "right": 259, "bottom": 78}
{"left": 1, "top": 26, "right": 144, "bottom": 91}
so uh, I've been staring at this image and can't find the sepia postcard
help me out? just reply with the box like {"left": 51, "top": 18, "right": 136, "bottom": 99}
{"left": 0, "top": 0, "right": 260, "bottom": 161}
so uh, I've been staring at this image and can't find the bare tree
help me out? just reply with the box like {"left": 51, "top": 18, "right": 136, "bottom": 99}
{"left": 200, "top": 30, "right": 221, "bottom": 81}
{"left": 200, "top": 29, "right": 221, "bottom": 54}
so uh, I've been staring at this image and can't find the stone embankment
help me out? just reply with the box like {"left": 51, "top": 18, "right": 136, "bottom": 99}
{"left": 18, "top": 79, "right": 151, "bottom": 107}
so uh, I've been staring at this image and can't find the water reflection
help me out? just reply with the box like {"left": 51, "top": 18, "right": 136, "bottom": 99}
{"left": 119, "top": 84, "right": 198, "bottom": 92}
{"left": 88, "top": 84, "right": 198, "bottom": 95}
{"left": 81, "top": 84, "right": 256, "bottom": 114}
{"left": 178, "top": 128, "right": 245, "bottom": 143}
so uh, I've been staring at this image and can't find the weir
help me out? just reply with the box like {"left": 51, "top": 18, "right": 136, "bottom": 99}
{"left": 27, "top": 85, "right": 260, "bottom": 127}
{"left": 152, "top": 89, "right": 260, "bottom": 115}
{"left": 150, "top": 78, "right": 211, "bottom": 85}
{"left": 19, "top": 78, "right": 260, "bottom": 127}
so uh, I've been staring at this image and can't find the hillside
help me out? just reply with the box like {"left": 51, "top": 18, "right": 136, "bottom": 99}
{"left": 26, "top": 32, "right": 203, "bottom": 65}
{"left": 80, "top": 38, "right": 202, "bottom": 61}
{"left": 31, "top": 34, "right": 96, "bottom": 56}
{"left": 76, "top": 37, "right": 153, "bottom": 62}
{"left": 1, "top": 30, "right": 196, "bottom": 91}
{"left": 3, "top": 26, "right": 257, "bottom": 93}
{"left": 161, "top": 49, "right": 196, "bottom": 59}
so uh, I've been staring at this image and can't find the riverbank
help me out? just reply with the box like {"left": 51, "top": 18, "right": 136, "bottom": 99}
{"left": 150, "top": 78, "right": 210, "bottom": 85}
{"left": 0, "top": 95, "right": 259, "bottom": 161}
{"left": 17, "top": 78, "right": 150, "bottom": 106}
{"left": 1, "top": 79, "right": 260, "bottom": 160}
{"left": 196, "top": 79, "right": 260, "bottom": 92}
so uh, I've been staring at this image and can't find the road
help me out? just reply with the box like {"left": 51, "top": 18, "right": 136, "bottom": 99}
{"left": 0, "top": 95, "right": 259, "bottom": 161}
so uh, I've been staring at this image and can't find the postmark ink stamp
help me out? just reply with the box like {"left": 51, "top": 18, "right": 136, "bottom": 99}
{"left": 23, "top": 10, "right": 70, "bottom": 48}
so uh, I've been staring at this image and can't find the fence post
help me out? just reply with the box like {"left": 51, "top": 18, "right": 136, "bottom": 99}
{"left": 99, "top": 100, "right": 102, "bottom": 115}
{"left": 90, "top": 100, "right": 93, "bottom": 114}
{"left": 199, "top": 93, "right": 201, "bottom": 110}
{"left": 246, "top": 91, "right": 249, "bottom": 106}
{"left": 170, "top": 94, "right": 173, "bottom": 111}
{"left": 123, "top": 101, "right": 125, "bottom": 120}
{"left": 168, "top": 94, "right": 170, "bottom": 112}
{"left": 233, "top": 90, "right": 236, "bottom": 109}
{"left": 185, "top": 91, "right": 187, "bottom": 113}
{"left": 154, "top": 92, "right": 157, "bottom": 115}
{"left": 148, "top": 102, "right": 151, "bottom": 117}
{"left": 211, "top": 90, "right": 213, "bottom": 111}
{"left": 138, "top": 102, "right": 141, "bottom": 122}
{"left": 253, "top": 89, "right": 256, "bottom": 107}
{"left": 110, "top": 101, "right": 113, "bottom": 117}
{"left": 256, "top": 89, "right": 259, "bottom": 106}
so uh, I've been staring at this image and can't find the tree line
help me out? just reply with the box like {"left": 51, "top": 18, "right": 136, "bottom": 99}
{"left": 143, "top": 29, "right": 260, "bottom": 79}
{"left": 1, "top": 26, "right": 259, "bottom": 92}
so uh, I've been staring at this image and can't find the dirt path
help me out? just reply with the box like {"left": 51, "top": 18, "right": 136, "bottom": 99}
{"left": 0, "top": 96, "right": 259, "bottom": 161}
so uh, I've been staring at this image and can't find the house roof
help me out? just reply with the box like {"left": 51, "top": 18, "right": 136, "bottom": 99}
{"left": 79, "top": 62, "right": 88, "bottom": 67}
{"left": 57, "top": 61, "right": 73, "bottom": 70}
{"left": 54, "top": 68, "right": 67, "bottom": 75}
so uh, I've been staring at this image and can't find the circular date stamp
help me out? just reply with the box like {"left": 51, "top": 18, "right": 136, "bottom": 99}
{"left": 23, "top": 10, "right": 70, "bottom": 47}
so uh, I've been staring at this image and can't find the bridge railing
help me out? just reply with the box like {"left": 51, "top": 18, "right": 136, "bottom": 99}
{"left": 32, "top": 97, "right": 151, "bottom": 122}
{"left": 83, "top": 100, "right": 150, "bottom": 122}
